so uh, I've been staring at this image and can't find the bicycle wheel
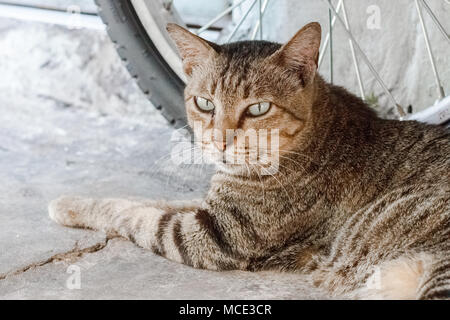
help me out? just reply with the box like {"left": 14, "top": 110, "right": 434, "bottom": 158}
{"left": 95, "top": 0, "right": 186, "bottom": 128}
{"left": 96, "top": 0, "right": 450, "bottom": 127}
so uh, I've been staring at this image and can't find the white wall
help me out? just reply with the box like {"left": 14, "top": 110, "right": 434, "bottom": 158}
{"left": 261, "top": 0, "right": 450, "bottom": 115}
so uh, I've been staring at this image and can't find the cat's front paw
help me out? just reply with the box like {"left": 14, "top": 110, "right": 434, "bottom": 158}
{"left": 48, "top": 196, "right": 90, "bottom": 228}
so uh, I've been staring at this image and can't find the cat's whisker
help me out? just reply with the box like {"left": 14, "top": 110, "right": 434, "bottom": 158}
{"left": 256, "top": 163, "right": 294, "bottom": 207}
{"left": 257, "top": 148, "right": 320, "bottom": 166}
{"left": 276, "top": 155, "right": 311, "bottom": 174}
{"left": 162, "top": 146, "right": 217, "bottom": 188}
{"left": 277, "top": 150, "right": 320, "bottom": 164}
{"left": 148, "top": 145, "right": 202, "bottom": 178}
{"left": 160, "top": 145, "right": 202, "bottom": 164}
{"left": 149, "top": 147, "right": 192, "bottom": 167}
{"left": 251, "top": 164, "right": 266, "bottom": 206}
{"left": 173, "top": 124, "right": 190, "bottom": 132}
{"left": 276, "top": 162, "right": 300, "bottom": 176}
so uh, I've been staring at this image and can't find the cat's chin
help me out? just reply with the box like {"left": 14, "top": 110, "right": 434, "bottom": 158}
{"left": 202, "top": 148, "right": 279, "bottom": 177}
{"left": 215, "top": 162, "right": 247, "bottom": 176}
{"left": 215, "top": 162, "right": 276, "bottom": 178}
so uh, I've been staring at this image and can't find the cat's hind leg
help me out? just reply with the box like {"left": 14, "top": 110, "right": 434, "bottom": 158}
{"left": 48, "top": 196, "right": 246, "bottom": 271}
{"left": 353, "top": 253, "right": 432, "bottom": 300}
{"left": 417, "top": 254, "right": 450, "bottom": 300}
{"left": 356, "top": 252, "right": 449, "bottom": 300}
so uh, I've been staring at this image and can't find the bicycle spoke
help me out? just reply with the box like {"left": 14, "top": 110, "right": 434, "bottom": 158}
{"left": 250, "top": 0, "right": 270, "bottom": 40}
{"left": 258, "top": 0, "right": 263, "bottom": 40}
{"left": 196, "top": 0, "right": 249, "bottom": 36}
{"left": 415, "top": 0, "right": 445, "bottom": 100}
{"left": 420, "top": 0, "right": 450, "bottom": 45}
{"left": 328, "top": 7, "right": 334, "bottom": 84}
{"left": 341, "top": 0, "right": 365, "bottom": 100}
{"left": 226, "top": 0, "right": 259, "bottom": 43}
{"left": 318, "top": 0, "right": 343, "bottom": 69}
{"left": 324, "top": 0, "right": 406, "bottom": 117}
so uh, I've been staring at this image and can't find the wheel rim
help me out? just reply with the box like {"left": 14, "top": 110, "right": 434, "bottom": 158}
{"left": 130, "top": 0, "right": 186, "bottom": 82}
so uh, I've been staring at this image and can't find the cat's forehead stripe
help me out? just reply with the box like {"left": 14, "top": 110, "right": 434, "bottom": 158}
{"left": 208, "top": 41, "right": 281, "bottom": 101}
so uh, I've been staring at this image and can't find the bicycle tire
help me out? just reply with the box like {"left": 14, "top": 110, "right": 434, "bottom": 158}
{"left": 95, "top": 0, "right": 187, "bottom": 128}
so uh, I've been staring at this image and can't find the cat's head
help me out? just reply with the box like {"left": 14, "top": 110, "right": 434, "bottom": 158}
{"left": 167, "top": 22, "right": 322, "bottom": 176}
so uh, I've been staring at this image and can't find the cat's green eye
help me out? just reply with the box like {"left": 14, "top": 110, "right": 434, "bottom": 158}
{"left": 194, "top": 97, "right": 215, "bottom": 112}
{"left": 247, "top": 102, "right": 271, "bottom": 117}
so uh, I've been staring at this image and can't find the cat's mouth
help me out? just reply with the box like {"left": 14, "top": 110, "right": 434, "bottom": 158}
{"left": 211, "top": 150, "right": 275, "bottom": 165}
{"left": 191, "top": 142, "right": 279, "bottom": 175}
{"left": 211, "top": 151, "right": 279, "bottom": 176}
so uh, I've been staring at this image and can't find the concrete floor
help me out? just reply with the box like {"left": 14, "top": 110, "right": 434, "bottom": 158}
{"left": 0, "top": 18, "right": 327, "bottom": 299}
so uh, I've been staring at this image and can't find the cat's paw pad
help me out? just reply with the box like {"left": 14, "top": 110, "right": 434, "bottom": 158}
{"left": 48, "top": 196, "right": 88, "bottom": 227}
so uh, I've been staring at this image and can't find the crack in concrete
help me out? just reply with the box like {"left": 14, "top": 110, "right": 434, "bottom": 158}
{"left": 0, "top": 236, "right": 117, "bottom": 281}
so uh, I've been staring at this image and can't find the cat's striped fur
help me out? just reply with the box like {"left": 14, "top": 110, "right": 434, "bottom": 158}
{"left": 49, "top": 23, "right": 449, "bottom": 299}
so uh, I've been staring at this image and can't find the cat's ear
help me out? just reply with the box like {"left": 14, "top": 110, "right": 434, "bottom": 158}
{"left": 166, "top": 23, "right": 218, "bottom": 76}
{"left": 273, "top": 22, "right": 322, "bottom": 86}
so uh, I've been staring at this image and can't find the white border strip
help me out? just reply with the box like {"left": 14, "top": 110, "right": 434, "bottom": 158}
{"left": 0, "top": 3, "right": 105, "bottom": 30}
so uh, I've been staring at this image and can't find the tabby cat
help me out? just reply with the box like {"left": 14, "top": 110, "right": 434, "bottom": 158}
{"left": 49, "top": 22, "right": 450, "bottom": 300}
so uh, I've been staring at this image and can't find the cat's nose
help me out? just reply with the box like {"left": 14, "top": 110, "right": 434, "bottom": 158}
{"left": 213, "top": 140, "right": 227, "bottom": 152}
